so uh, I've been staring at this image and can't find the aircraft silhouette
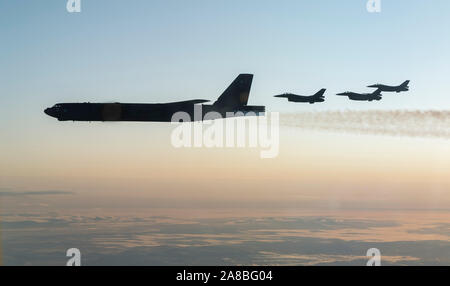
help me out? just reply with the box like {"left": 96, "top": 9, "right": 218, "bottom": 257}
{"left": 44, "top": 74, "right": 265, "bottom": 122}
{"left": 336, "top": 88, "right": 382, "bottom": 101}
{"left": 367, "top": 80, "right": 410, "bottom": 93}
{"left": 274, "top": 88, "right": 326, "bottom": 104}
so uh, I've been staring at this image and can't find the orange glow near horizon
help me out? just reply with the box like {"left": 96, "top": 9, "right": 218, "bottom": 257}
{"left": 1, "top": 122, "right": 449, "bottom": 212}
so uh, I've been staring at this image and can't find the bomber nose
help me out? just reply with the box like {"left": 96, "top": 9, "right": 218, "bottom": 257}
{"left": 44, "top": 107, "right": 56, "bottom": 117}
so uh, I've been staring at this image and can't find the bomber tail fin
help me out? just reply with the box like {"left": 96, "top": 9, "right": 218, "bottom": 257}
{"left": 213, "top": 74, "right": 253, "bottom": 109}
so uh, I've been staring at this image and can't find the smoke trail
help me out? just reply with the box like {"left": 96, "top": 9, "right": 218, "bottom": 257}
{"left": 280, "top": 110, "right": 450, "bottom": 139}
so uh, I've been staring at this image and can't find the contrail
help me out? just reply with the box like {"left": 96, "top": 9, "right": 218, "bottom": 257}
{"left": 280, "top": 110, "right": 450, "bottom": 139}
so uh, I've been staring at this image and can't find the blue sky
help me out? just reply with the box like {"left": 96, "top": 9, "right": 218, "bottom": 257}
{"left": 1, "top": 0, "right": 449, "bottom": 118}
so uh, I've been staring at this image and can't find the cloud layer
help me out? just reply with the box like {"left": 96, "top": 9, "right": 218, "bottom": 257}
{"left": 2, "top": 212, "right": 450, "bottom": 265}
{"left": 0, "top": 190, "right": 75, "bottom": 196}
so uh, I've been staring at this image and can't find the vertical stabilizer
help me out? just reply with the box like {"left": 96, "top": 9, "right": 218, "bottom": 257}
{"left": 213, "top": 74, "right": 253, "bottom": 109}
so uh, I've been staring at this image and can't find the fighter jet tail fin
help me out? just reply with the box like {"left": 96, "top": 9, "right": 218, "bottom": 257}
{"left": 314, "top": 88, "right": 326, "bottom": 97}
{"left": 213, "top": 74, "right": 253, "bottom": 109}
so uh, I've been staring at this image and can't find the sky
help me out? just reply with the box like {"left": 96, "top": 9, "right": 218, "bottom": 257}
{"left": 1, "top": 0, "right": 450, "bottom": 265}
{"left": 1, "top": 0, "right": 450, "bottom": 114}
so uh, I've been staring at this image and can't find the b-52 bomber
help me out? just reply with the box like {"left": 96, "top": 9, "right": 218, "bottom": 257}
{"left": 44, "top": 74, "right": 265, "bottom": 122}
{"left": 274, "top": 88, "right": 326, "bottom": 104}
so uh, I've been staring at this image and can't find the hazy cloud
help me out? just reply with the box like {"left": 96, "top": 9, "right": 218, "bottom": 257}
{"left": 0, "top": 190, "right": 75, "bottom": 196}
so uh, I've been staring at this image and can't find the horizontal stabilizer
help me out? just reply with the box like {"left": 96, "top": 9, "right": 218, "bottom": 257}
{"left": 167, "top": 99, "right": 210, "bottom": 105}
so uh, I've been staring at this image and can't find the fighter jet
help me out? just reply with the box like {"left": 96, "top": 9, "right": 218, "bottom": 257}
{"left": 274, "top": 88, "right": 326, "bottom": 104}
{"left": 336, "top": 88, "right": 382, "bottom": 101}
{"left": 367, "top": 80, "right": 410, "bottom": 93}
{"left": 44, "top": 74, "right": 265, "bottom": 122}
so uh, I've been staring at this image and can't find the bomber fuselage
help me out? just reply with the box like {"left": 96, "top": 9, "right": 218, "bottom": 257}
{"left": 44, "top": 102, "right": 265, "bottom": 122}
